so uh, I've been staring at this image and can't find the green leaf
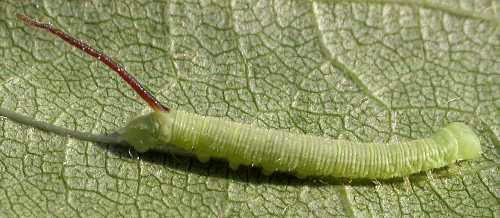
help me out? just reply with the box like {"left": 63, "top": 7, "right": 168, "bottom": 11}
{"left": 1, "top": 1, "right": 498, "bottom": 217}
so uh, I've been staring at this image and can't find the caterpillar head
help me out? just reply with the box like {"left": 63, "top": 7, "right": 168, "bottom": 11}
{"left": 445, "top": 122, "right": 482, "bottom": 161}
{"left": 118, "top": 111, "right": 174, "bottom": 153}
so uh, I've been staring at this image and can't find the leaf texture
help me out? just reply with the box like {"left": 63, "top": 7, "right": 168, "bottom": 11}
{"left": 0, "top": 0, "right": 498, "bottom": 217}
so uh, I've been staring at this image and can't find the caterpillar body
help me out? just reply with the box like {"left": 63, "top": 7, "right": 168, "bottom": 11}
{"left": 3, "top": 15, "right": 482, "bottom": 180}
{"left": 120, "top": 110, "right": 480, "bottom": 179}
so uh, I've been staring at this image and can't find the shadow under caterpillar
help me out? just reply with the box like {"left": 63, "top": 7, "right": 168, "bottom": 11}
{"left": 1, "top": 14, "right": 482, "bottom": 180}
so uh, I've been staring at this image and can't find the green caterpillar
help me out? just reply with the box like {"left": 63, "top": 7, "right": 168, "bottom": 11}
{"left": 2, "top": 15, "right": 482, "bottom": 180}
{"left": 121, "top": 110, "right": 481, "bottom": 179}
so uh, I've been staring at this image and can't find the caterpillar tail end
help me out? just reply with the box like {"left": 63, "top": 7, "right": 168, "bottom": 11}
{"left": 444, "top": 122, "right": 482, "bottom": 160}
{"left": 118, "top": 112, "right": 167, "bottom": 153}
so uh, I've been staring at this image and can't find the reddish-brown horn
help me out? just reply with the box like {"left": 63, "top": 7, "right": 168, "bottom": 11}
{"left": 17, "top": 14, "right": 169, "bottom": 112}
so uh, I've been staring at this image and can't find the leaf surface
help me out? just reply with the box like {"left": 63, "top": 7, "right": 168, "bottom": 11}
{"left": 0, "top": 1, "right": 498, "bottom": 217}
